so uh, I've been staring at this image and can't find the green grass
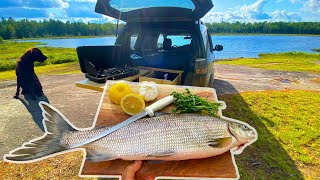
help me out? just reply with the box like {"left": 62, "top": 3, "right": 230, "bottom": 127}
{"left": 0, "top": 41, "right": 81, "bottom": 81}
{"left": 0, "top": 90, "right": 319, "bottom": 179}
{"left": 0, "top": 151, "right": 96, "bottom": 179}
{"left": 219, "top": 90, "right": 320, "bottom": 179}
{"left": 217, "top": 52, "right": 320, "bottom": 74}
{"left": 0, "top": 41, "right": 78, "bottom": 72}
{"left": 0, "top": 62, "right": 81, "bottom": 82}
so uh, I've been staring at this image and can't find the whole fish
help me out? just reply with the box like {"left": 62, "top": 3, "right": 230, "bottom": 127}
{"left": 4, "top": 102, "right": 257, "bottom": 162}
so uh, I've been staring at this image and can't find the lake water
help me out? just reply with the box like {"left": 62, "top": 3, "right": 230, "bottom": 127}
{"left": 19, "top": 35, "right": 320, "bottom": 59}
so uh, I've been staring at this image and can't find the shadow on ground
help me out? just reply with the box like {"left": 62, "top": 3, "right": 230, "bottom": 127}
{"left": 214, "top": 79, "right": 304, "bottom": 179}
{"left": 18, "top": 95, "right": 49, "bottom": 132}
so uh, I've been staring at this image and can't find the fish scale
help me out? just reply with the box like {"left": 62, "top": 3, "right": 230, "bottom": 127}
{"left": 61, "top": 114, "right": 232, "bottom": 161}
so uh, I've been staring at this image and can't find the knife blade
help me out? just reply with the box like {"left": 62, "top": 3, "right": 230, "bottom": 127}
{"left": 71, "top": 95, "right": 176, "bottom": 148}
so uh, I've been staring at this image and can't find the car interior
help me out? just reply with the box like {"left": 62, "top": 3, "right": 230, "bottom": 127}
{"left": 126, "top": 29, "right": 197, "bottom": 83}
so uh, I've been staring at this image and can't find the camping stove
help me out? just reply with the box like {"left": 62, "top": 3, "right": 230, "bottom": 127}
{"left": 86, "top": 66, "right": 139, "bottom": 83}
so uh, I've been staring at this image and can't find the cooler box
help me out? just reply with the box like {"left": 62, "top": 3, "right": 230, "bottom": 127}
{"left": 138, "top": 67, "right": 183, "bottom": 85}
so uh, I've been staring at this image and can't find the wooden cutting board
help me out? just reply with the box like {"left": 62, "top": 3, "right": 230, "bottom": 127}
{"left": 80, "top": 81, "right": 238, "bottom": 179}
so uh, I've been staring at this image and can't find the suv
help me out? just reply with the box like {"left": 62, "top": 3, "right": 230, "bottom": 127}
{"left": 79, "top": 0, "right": 222, "bottom": 87}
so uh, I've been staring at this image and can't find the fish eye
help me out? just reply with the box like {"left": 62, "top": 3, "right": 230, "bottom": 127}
{"left": 242, "top": 125, "right": 248, "bottom": 130}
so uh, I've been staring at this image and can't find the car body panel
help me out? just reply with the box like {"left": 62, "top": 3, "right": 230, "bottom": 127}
{"left": 95, "top": 0, "right": 213, "bottom": 22}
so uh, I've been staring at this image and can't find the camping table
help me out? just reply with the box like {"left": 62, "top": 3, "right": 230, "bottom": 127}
{"left": 79, "top": 81, "right": 238, "bottom": 179}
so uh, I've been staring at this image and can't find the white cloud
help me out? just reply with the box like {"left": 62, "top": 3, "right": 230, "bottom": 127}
{"left": 238, "top": 0, "right": 270, "bottom": 20}
{"left": 270, "top": 10, "right": 301, "bottom": 21}
{"left": 202, "top": 12, "right": 242, "bottom": 22}
{"left": 286, "top": 0, "right": 320, "bottom": 13}
{"left": 102, "top": 15, "right": 117, "bottom": 23}
{"left": 56, "top": 0, "right": 69, "bottom": 8}
{"left": 303, "top": 0, "right": 320, "bottom": 13}
{"left": 202, "top": 0, "right": 302, "bottom": 22}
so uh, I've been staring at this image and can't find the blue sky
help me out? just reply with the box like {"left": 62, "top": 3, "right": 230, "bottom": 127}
{"left": 0, "top": 0, "right": 319, "bottom": 23}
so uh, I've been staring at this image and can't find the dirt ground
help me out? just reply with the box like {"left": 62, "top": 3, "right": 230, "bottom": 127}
{"left": 213, "top": 64, "right": 320, "bottom": 94}
{"left": 0, "top": 64, "right": 319, "bottom": 159}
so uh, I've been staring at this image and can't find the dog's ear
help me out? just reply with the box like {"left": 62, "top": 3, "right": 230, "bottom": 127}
{"left": 21, "top": 48, "right": 33, "bottom": 58}
{"left": 26, "top": 48, "right": 33, "bottom": 54}
{"left": 31, "top": 48, "right": 43, "bottom": 56}
{"left": 31, "top": 48, "right": 40, "bottom": 53}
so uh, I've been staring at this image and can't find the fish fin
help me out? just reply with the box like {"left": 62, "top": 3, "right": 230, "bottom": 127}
{"left": 147, "top": 150, "right": 175, "bottom": 157}
{"left": 4, "top": 102, "right": 75, "bottom": 162}
{"left": 86, "top": 149, "right": 115, "bottom": 162}
{"left": 207, "top": 137, "right": 232, "bottom": 148}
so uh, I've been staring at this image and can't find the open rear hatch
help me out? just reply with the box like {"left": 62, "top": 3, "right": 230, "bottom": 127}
{"left": 95, "top": 0, "right": 213, "bottom": 22}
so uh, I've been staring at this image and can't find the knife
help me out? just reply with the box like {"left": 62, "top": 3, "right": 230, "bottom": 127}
{"left": 71, "top": 95, "right": 176, "bottom": 148}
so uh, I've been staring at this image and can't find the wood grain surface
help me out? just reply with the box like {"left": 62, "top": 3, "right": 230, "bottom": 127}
{"left": 81, "top": 81, "right": 237, "bottom": 179}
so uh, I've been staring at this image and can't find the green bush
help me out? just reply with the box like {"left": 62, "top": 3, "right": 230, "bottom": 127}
{"left": 0, "top": 41, "right": 78, "bottom": 72}
{"left": 0, "top": 61, "right": 16, "bottom": 71}
{"left": 50, "top": 58, "right": 75, "bottom": 64}
{"left": 34, "top": 61, "right": 48, "bottom": 67}
{"left": 0, "top": 36, "right": 4, "bottom": 44}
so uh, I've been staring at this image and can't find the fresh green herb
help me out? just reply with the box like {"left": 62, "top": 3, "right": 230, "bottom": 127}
{"left": 171, "top": 89, "right": 221, "bottom": 116}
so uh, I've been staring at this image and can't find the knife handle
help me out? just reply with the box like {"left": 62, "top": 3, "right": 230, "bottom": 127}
{"left": 145, "top": 95, "right": 177, "bottom": 117}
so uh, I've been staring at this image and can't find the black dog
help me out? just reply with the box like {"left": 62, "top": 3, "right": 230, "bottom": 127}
{"left": 14, "top": 48, "right": 47, "bottom": 100}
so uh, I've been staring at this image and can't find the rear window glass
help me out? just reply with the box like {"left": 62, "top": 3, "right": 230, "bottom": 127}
{"left": 110, "top": 0, "right": 195, "bottom": 12}
{"left": 157, "top": 34, "right": 192, "bottom": 48}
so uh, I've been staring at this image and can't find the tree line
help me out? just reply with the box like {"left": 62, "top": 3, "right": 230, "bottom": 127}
{"left": 206, "top": 21, "right": 320, "bottom": 35}
{"left": 0, "top": 18, "right": 319, "bottom": 39}
{"left": 0, "top": 17, "right": 122, "bottom": 39}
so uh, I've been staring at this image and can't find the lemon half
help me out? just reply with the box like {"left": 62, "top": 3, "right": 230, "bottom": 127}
{"left": 121, "top": 93, "right": 145, "bottom": 116}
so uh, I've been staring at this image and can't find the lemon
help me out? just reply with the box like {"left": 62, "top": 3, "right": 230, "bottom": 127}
{"left": 109, "top": 83, "right": 132, "bottom": 105}
{"left": 121, "top": 93, "right": 145, "bottom": 116}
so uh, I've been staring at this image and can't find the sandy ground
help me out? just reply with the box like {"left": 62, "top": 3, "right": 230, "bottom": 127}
{"left": 0, "top": 64, "right": 319, "bottom": 159}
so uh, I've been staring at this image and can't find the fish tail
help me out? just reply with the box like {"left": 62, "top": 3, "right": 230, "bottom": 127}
{"left": 4, "top": 102, "right": 76, "bottom": 162}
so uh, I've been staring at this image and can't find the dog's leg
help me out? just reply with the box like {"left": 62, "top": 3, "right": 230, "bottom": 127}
{"left": 30, "top": 75, "right": 36, "bottom": 100}
{"left": 30, "top": 82, "right": 36, "bottom": 100}
{"left": 34, "top": 74, "right": 43, "bottom": 97}
{"left": 13, "top": 78, "right": 21, "bottom": 99}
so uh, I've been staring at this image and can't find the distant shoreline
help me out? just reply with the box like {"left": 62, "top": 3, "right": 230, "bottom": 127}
{"left": 211, "top": 33, "right": 320, "bottom": 36}
{"left": 11, "top": 35, "right": 115, "bottom": 41}
{"left": 9, "top": 33, "right": 320, "bottom": 41}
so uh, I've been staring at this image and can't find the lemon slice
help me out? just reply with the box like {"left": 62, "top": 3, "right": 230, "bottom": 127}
{"left": 121, "top": 93, "right": 146, "bottom": 116}
{"left": 109, "top": 83, "right": 132, "bottom": 105}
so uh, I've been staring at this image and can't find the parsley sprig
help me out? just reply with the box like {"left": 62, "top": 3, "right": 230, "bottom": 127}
{"left": 171, "top": 89, "right": 221, "bottom": 116}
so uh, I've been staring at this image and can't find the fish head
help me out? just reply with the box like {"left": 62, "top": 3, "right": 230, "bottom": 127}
{"left": 228, "top": 121, "right": 257, "bottom": 154}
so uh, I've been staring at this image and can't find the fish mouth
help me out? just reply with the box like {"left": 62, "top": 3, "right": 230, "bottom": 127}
{"left": 228, "top": 124, "right": 247, "bottom": 153}
{"left": 228, "top": 125, "right": 238, "bottom": 141}
{"left": 236, "top": 143, "right": 245, "bottom": 150}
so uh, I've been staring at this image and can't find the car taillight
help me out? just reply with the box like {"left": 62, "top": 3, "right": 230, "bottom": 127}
{"left": 191, "top": 58, "right": 209, "bottom": 87}
{"left": 194, "top": 58, "right": 207, "bottom": 74}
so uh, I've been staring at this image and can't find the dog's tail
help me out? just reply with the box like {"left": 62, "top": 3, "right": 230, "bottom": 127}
{"left": 4, "top": 102, "right": 76, "bottom": 162}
